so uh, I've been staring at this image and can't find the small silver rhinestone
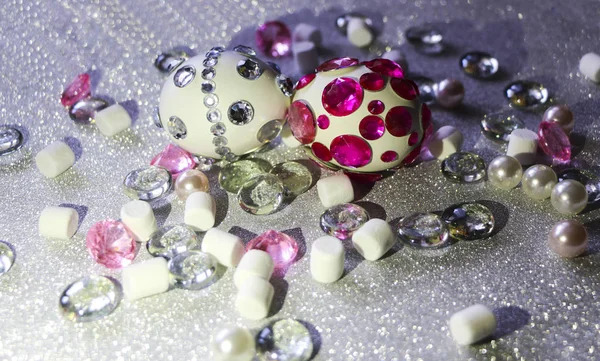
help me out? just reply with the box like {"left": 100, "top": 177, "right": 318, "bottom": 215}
{"left": 203, "top": 57, "right": 218, "bottom": 67}
{"left": 211, "top": 122, "right": 226, "bottom": 136}
{"left": 201, "top": 80, "right": 216, "bottom": 94}
{"left": 204, "top": 94, "right": 219, "bottom": 108}
{"left": 207, "top": 109, "right": 222, "bottom": 123}
{"left": 173, "top": 65, "right": 196, "bottom": 88}
{"left": 202, "top": 68, "right": 216, "bottom": 80}
{"left": 234, "top": 45, "right": 256, "bottom": 57}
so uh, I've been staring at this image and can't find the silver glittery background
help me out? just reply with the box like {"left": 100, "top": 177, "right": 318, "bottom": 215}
{"left": 1, "top": 0, "right": 600, "bottom": 360}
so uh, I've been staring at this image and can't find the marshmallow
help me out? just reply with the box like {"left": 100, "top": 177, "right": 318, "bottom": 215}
{"left": 234, "top": 275, "right": 274, "bottom": 320}
{"left": 35, "top": 141, "right": 75, "bottom": 178}
{"left": 316, "top": 174, "right": 354, "bottom": 208}
{"left": 233, "top": 250, "right": 274, "bottom": 289}
{"left": 95, "top": 104, "right": 132, "bottom": 137}
{"left": 346, "top": 17, "right": 373, "bottom": 48}
{"left": 211, "top": 326, "right": 255, "bottom": 361}
{"left": 310, "top": 236, "right": 345, "bottom": 283}
{"left": 352, "top": 218, "right": 395, "bottom": 261}
{"left": 382, "top": 49, "right": 408, "bottom": 72}
{"left": 120, "top": 200, "right": 157, "bottom": 243}
{"left": 449, "top": 304, "right": 497, "bottom": 345}
{"left": 201, "top": 228, "right": 245, "bottom": 267}
{"left": 281, "top": 123, "right": 302, "bottom": 148}
{"left": 38, "top": 206, "right": 79, "bottom": 240}
{"left": 506, "top": 128, "right": 538, "bottom": 165}
{"left": 427, "top": 126, "right": 464, "bottom": 160}
{"left": 122, "top": 257, "right": 170, "bottom": 301}
{"left": 293, "top": 41, "right": 319, "bottom": 74}
{"left": 579, "top": 52, "right": 600, "bottom": 83}
{"left": 293, "top": 23, "right": 322, "bottom": 47}
{"left": 184, "top": 191, "right": 216, "bottom": 231}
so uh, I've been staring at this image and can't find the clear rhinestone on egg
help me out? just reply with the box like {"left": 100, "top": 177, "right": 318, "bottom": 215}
{"left": 0, "top": 125, "right": 24, "bottom": 156}
{"left": 234, "top": 45, "right": 257, "bottom": 57}
{"left": 154, "top": 50, "right": 189, "bottom": 73}
{"left": 213, "top": 136, "right": 228, "bottom": 147}
{"left": 267, "top": 61, "right": 281, "bottom": 74}
{"left": 441, "top": 152, "right": 486, "bottom": 183}
{"left": 59, "top": 275, "right": 120, "bottom": 322}
{"left": 173, "top": 65, "right": 196, "bottom": 87}
{"left": 215, "top": 146, "right": 231, "bottom": 156}
{"left": 153, "top": 107, "right": 163, "bottom": 129}
{"left": 256, "top": 319, "right": 314, "bottom": 361}
{"left": 207, "top": 109, "right": 222, "bottom": 123}
{"left": 203, "top": 57, "right": 218, "bottom": 67}
{"left": 320, "top": 203, "right": 370, "bottom": 240}
{"left": 204, "top": 94, "right": 219, "bottom": 108}
{"left": 228, "top": 101, "right": 254, "bottom": 125}
{"left": 276, "top": 74, "right": 294, "bottom": 97}
{"left": 237, "top": 59, "right": 263, "bottom": 80}
{"left": 397, "top": 213, "right": 449, "bottom": 248}
{"left": 194, "top": 156, "right": 215, "bottom": 172}
{"left": 201, "top": 80, "right": 216, "bottom": 94}
{"left": 0, "top": 241, "right": 15, "bottom": 276}
{"left": 210, "top": 46, "right": 226, "bottom": 53}
{"left": 168, "top": 251, "right": 219, "bottom": 290}
{"left": 237, "top": 174, "right": 285, "bottom": 215}
{"left": 202, "top": 67, "right": 216, "bottom": 80}
{"left": 441, "top": 202, "right": 495, "bottom": 241}
{"left": 205, "top": 50, "right": 221, "bottom": 59}
{"left": 147, "top": 224, "right": 200, "bottom": 259}
{"left": 210, "top": 122, "right": 226, "bottom": 136}
{"left": 167, "top": 116, "right": 187, "bottom": 139}
{"left": 257, "top": 119, "right": 283, "bottom": 144}
{"left": 123, "top": 165, "right": 172, "bottom": 201}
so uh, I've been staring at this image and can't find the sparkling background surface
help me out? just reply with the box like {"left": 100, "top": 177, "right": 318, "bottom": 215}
{"left": 1, "top": 0, "right": 600, "bottom": 360}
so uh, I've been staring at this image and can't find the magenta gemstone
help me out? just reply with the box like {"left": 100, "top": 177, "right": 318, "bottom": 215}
{"left": 344, "top": 171, "right": 383, "bottom": 183}
{"left": 408, "top": 132, "right": 419, "bottom": 146}
{"left": 330, "top": 134, "right": 372, "bottom": 168}
{"left": 322, "top": 77, "right": 364, "bottom": 117}
{"left": 362, "top": 59, "right": 404, "bottom": 78}
{"left": 360, "top": 73, "right": 386, "bottom": 91}
{"left": 359, "top": 115, "right": 385, "bottom": 140}
{"left": 403, "top": 144, "right": 422, "bottom": 165}
{"left": 86, "top": 220, "right": 137, "bottom": 269}
{"left": 390, "top": 78, "right": 418, "bottom": 100}
{"left": 61, "top": 73, "right": 91, "bottom": 107}
{"left": 255, "top": 21, "right": 292, "bottom": 58}
{"left": 316, "top": 57, "right": 360, "bottom": 72}
{"left": 317, "top": 115, "right": 330, "bottom": 129}
{"left": 386, "top": 106, "right": 414, "bottom": 137}
{"left": 421, "top": 103, "right": 431, "bottom": 130}
{"left": 538, "top": 121, "right": 571, "bottom": 162}
{"left": 296, "top": 73, "right": 316, "bottom": 90}
{"left": 150, "top": 144, "right": 196, "bottom": 178}
{"left": 247, "top": 230, "right": 299, "bottom": 268}
{"left": 312, "top": 142, "right": 332, "bottom": 162}
{"left": 368, "top": 100, "right": 385, "bottom": 115}
{"left": 287, "top": 100, "right": 316, "bottom": 144}
{"left": 381, "top": 150, "right": 399, "bottom": 163}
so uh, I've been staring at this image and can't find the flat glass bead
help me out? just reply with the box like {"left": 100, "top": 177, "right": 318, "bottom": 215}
{"left": 68, "top": 97, "right": 109, "bottom": 124}
{"left": 397, "top": 213, "right": 449, "bottom": 248}
{"left": 237, "top": 174, "right": 284, "bottom": 215}
{"left": 123, "top": 165, "right": 172, "bottom": 201}
{"left": 0, "top": 125, "right": 24, "bottom": 156}
{"left": 59, "top": 276, "right": 120, "bottom": 322}
{"left": 480, "top": 110, "right": 524, "bottom": 142}
{"left": 504, "top": 81, "right": 548, "bottom": 108}
{"left": 256, "top": 319, "right": 314, "bottom": 361}
{"left": 460, "top": 51, "right": 499, "bottom": 78}
{"left": 441, "top": 152, "right": 486, "bottom": 183}
{"left": 0, "top": 241, "right": 15, "bottom": 276}
{"left": 167, "top": 251, "right": 218, "bottom": 290}
{"left": 218, "top": 158, "right": 273, "bottom": 193}
{"left": 147, "top": 224, "right": 200, "bottom": 259}
{"left": 405, "top": 26, "right": 444, "bottom": 54}
{"left": 441, "top": 202, "right": 495, "bottom": 241}
{"left": 270, "top": 161, "right": 312, "bottom": 196}
{"left": 320, "top": 203, "right": 369, "bottom": 240}
{"left": 257, "top": 119, "right": 283, "bottom": 143}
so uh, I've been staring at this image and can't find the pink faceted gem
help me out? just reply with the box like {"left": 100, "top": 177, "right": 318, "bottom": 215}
{"left": 381, "top": 150, "right": 399, "bottom": 163}
{"left": 538, "top": 121, "right": 571, "bottom": 162}
{"left": 362, "top": 59, "right": 404, "bottom": 78}
{"left": 385, "top": 106, "right": 414, "bottom": 137}
{"left": 317, "top": 115, "right": 330, "bottom": 129}
{"left": 86, "top": 220, "right": 137, "bottom": 269}
{"left": 61, "top": 73, "right": 91, "bottom": 107}
{"left": 330, "top": 134, "right": 372, "bottom": 168}
{"left": 246, "top": 230, "right": 298, "bottom": 268}
{"left": 287, "top": 100, "right": 316, "bottom": 144}
{"left": 359, "top": 115, "right": 385, "bottom": 140}
{"left": 390, "top": 78, "right": 418, "bottom": 100}
{"left": 359, "top": 73, "right": 386, "bottom": 91}
{"left": 312, "top": 142, "right": 332, "bottom": 162}
{"left": 150, "top": 144, "right": 196, "bottom": 178}
{"left": 296, "top": 73, "right": 316, "bottom": 90}
{"left": 368, "top": 100, "right": 385, "bottom": 115}
{"left": 316, "top": 57, "right": 360, "bottom": 72}
{"left": 322, "top": 77, "right": 364, "bottom": 117}
{"left": 255, "top": 21, "right": 292, "bottom": 58}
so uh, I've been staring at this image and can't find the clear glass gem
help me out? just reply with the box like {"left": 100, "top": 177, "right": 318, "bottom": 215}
{"left": 211, "top": 122, "right": 226, "bottom": 136}
{"left": 168, "top": 251, "right": 218, "bottom": 290}
{"left": 320, "top": 203, "right": 370, "bottom": 240}
{"left": 212, "top": 136, "right": 228, "bottom": 147}
{"left": 504, "top": 81, "right": 549, "bottom": 108}
{"left": 234, "top": 45, "right": 257, "bottom": 57}
{"left": 167, "top": 115, "right": 187, "bottom": 139}
{"left": 202, "top": 67, "right": 216, "bottom": 80}
{"left": 270, "top": 161, "right": 312, "bottom": 196}
{"left": 153, "top": 107, "right": 163, "bottom": 129}
{"left": 481, "top": 110, "right": 524, "bottom": 142}
{"left": 335, "top": 13, "right": 373, "bottom": 35}
{"left": 256, "top": 319, "right": 314, "bottom": 361}
{"left": 441, "top": 152, "right": 486, "bottom": 183}
{"left": 201, "top": 80, "right": 216, "bottom": 94}
{"left": 237, "top": 59, "right": 263, "bottom": 80}
{"left": 210, "top": 46, "right": 226, "bottom": 53}
{"left": 405, "top": 26, "right": 444, "bottom": 54}
{"left": 0, "top": 241, "right": 15, "bottom": 276}
{"left": 173, "top": 65, "right": 196, "bottom": 87}
{"left": 147, "top": 224, "right": 199, "bottom": 259}
{"left": 267, "top": 61, "right": 281, "bottom": 74}
{"left": 204, "top": 94, "right": 219, "bottom": 108}
{"left": 0, "top": 125, "right": 24, "bottom": 156}
{"left": 397, "top": 213, "right": 449, "bottom": 248}
{"left": 276, "top": 74, "right": 294, "bottom": 97}
{"left": 228, "top": 101, "right": 254, "bottom": 125}
{"left": 154, "top": 50, "right": 188, "bottom": 73}
{"left": 203, "top": 57, "right": 218, "bottom": 67}
{"left": 441, "top": 202, "right": 495, "bottom": 241}
{"left": 237, "top": 174, "right": 284, "bottom": 215}
{"left": 409, "top": 76, "right": 436, "bottom": 104}
{"left": 257, "top": 119, "right": 283, "bottom": 143}
{"left": 219, "top": 158, "right": 273, "bottom": 193}
{"left": 59, "top": 276, "right": 120, "bottom": 322}
{"left": 123, "top": 165, "right": 172, "bottom": 201}
{"left": 460, "top": 51, "right": 499, "bottom": 78}
{"left": 193, "top": 155, "right": 215, "bottom": 171}
{"left": 207, "top": 109, "right": 222, "bottom": 123}
{"left": 68, "top": 97, "right": 109, "bottom": 124}
{"left": 224, "top": 152, "right": 238, "bottom": 162}
{"left": 247, "top": 230, "right": 299, "bottom": 268}
{"left": 557, "top": 168, "right": 600, "bottom": 204}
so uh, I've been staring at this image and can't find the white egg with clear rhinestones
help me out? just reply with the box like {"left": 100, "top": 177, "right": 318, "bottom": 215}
{"left": 158, "top": 47, "right": 291, "bottom": 159}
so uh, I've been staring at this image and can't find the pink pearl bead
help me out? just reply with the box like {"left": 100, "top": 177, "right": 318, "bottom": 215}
{"left": 548, "top": 219, "right": 588, "bottom": 258}
{"left": 542, "top": 104, "right": 574, "bottom": 134}
{"left": 174, "top": 169, "right": 210, "bottom": 200}
{"left": 434, "top": 78, "right": 465, "bottom": 108}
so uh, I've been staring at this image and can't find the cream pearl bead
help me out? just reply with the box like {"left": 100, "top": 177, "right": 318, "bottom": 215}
{"left": 548, "top": 220, "right": 588, "bottom": 258}
{"left": 550, "top": 180, "right": 587, "bottom": 215}
{"left": 522, "top": 164, "right": 557, "bottom": 200}
{"left": 174, "top": 169, "right": 210, "bottom": 201}
{"left": 433, "top": 78, "right": 465, "bottom": 108}
{"left": 211, "top": 326, "right": 255, "bottom": 361}
{"left": 487, "top": 155, "right": 522, "bottom": 189}
{"left": 543, "top": 104, "right": 574, "bottom": 134}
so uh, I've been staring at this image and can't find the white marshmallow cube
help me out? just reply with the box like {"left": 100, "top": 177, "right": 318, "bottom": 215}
{"left": 184, "top": 191, "right": 216, "bottom": 231}
{"left": 38, "top": 206, "right": 79, "bottom": 240}
{"left": 310, "top": 236, "right": 345, "bottom": 283}
{"left": 506, "top": 128, "right": 538, "bottom": 165}
{"left": 347, "top": 17, "right": 373, "bottom": 48}
{"left": 293, "top": 41, "right": 319, "bottom": 74}
{"left": 122, "top": 257, "right": 170, "bottom": 301}
{"left": 235, "top": 275, "right": 274, "bottom": 320}
{"left": 352, "top": 218, "right": 395, "bottom": 261}
{"left": 233, "top": 250, "right": 274, "bottom": 289}
{"left": 427, "top": 126, "right": 464, "bottom": 160}
{"left": 449, "top": 304, "right": 497, "bottom": 345}
{"left": 579, "top": 52, "right": 600, "bottom": 83}
{"left": 120, "top": 200, "right": 157, "bottom": 243}
{"left": 382, "top": 49, "right": 408, "bottom": 72}
{"left": 281, "top": 124, "right": 302, "bottom": 148}
{"left": 35, "top": 141, "right": 75, "bottom": 178}
{"left": 95, "top": 104, "right": 132, "bottom": 137}
{"left": 316, "top": 174, "right": 354, "bottom": 208}
{"left": 293, "top": 23, "right": 322, "bottom": 47}
{"left": 201, "top": 228, "right": 245, "bottom": 267}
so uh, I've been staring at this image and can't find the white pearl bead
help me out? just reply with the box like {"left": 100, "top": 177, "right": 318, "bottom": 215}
{"left": 521, "top": 164, "right": 557, "bottom": 200}
{"left": 548, "top": 219, "right": 588, "bottom": 258}
{"left": 211, "top": 326, "right": 255, "bottom": 361}
{"left": 487, "top": 155, "right": 522, "bottom": 189}
{"left": 550, "top": 180, "right": 588, "bottom": 215}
